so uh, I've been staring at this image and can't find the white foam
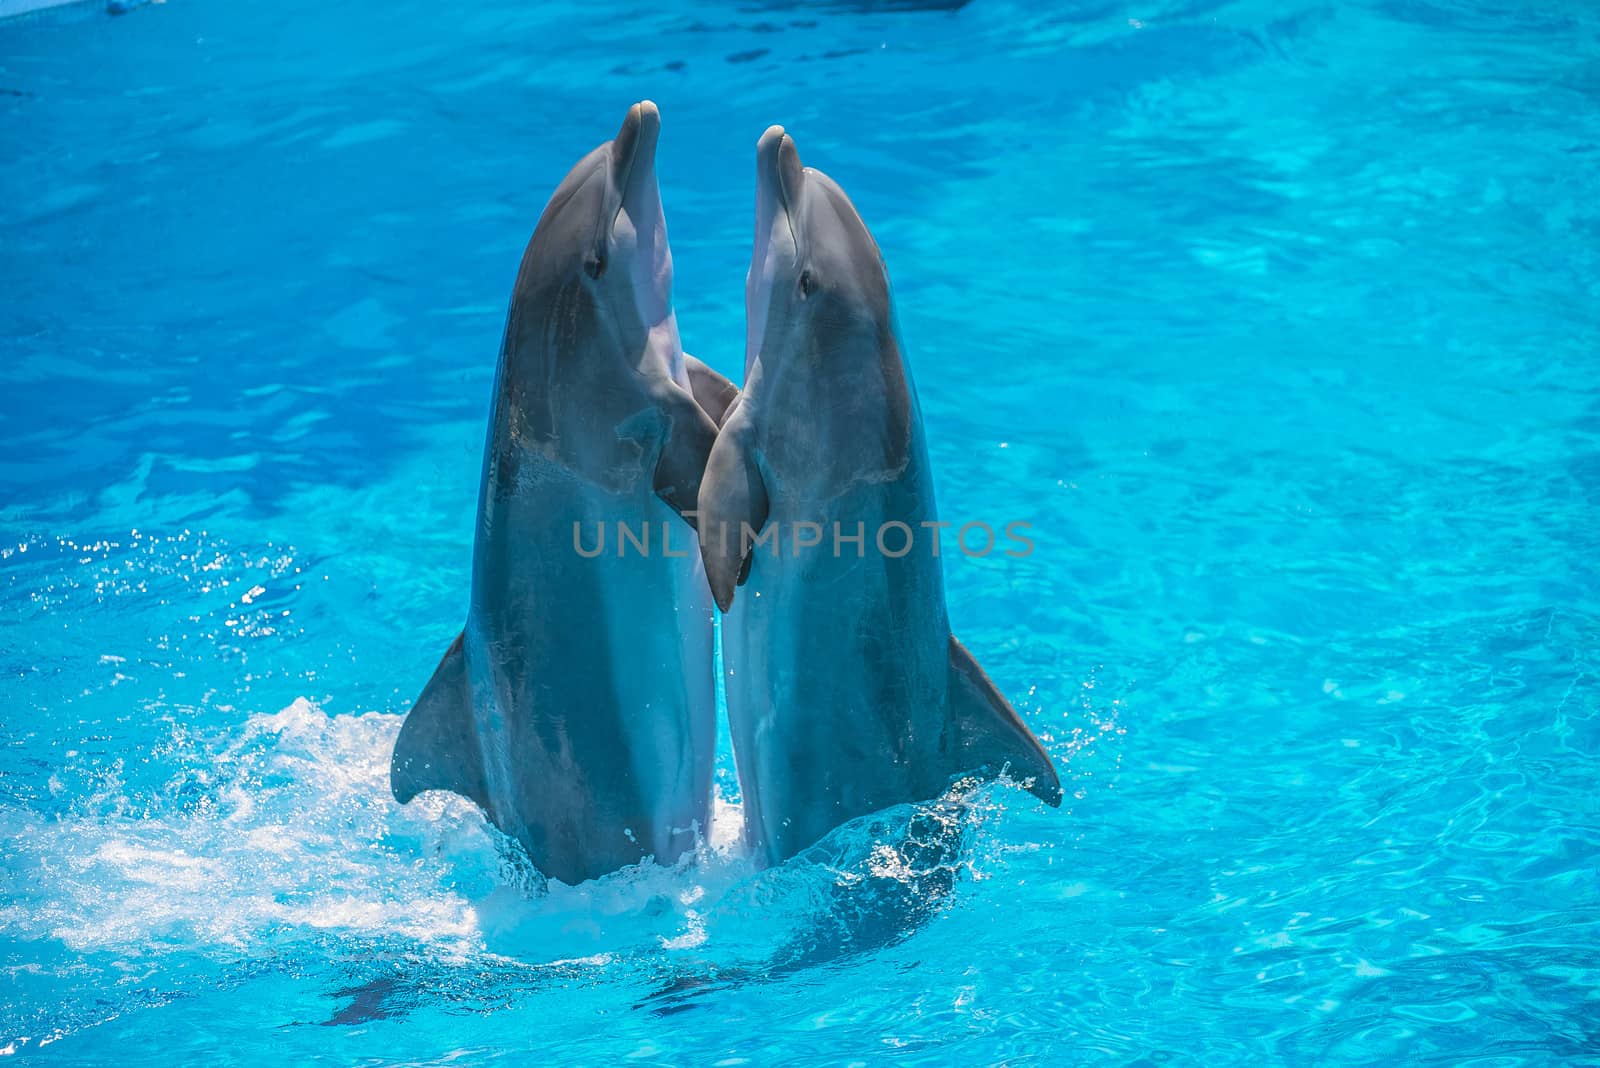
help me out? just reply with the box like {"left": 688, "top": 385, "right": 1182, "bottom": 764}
{"left": 0, "top": 699, "right": 759, "bottom": 969}
{"left": 1, "top": 701, "right": 496, "bottom": 956}
{"left": 1, "top": 695, "right": 1059, "bottom": 985}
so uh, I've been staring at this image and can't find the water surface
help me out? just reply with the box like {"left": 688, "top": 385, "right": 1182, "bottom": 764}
{"left": 2, "top": 0, "right": 1598, "bottom": 1062}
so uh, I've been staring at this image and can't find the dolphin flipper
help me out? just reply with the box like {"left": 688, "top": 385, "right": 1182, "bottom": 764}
{"left": 653, "top": 383, "right": 722, "bottom": 524}
{"left": 391, "top": 631, "right": 489, "bottom": 811}
{"left": 943, "top": 637, "right": 1062, "bottom": 806}
{"left": 684, "top": 354, "right": 739, "bottom": 428}
{"left": 696, "top": 402, "right": 769, "bottom": 612}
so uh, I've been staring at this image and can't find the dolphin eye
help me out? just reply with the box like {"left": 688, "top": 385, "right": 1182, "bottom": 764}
{"left": 585, "top": 251, "right": 607, "bottom": 280}
{"left": 798, "top": 269, "right": 815, "bottom": 298}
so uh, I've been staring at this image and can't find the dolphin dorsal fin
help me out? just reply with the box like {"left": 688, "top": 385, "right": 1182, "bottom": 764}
{"left": 943, "top": 636, "right": 1062, "bottom": 806}
{"left": 391, "top": 631, "right": 489, "bottom": 812}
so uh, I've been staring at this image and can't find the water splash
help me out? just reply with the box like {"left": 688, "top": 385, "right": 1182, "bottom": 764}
{"left": 1, "top": 696, "right": 1061, "bottom": 1049}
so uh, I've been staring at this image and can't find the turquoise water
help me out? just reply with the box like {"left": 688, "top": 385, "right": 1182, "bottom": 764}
{"left": 3, "top": 0, "right": 1598, "bottom": 1062}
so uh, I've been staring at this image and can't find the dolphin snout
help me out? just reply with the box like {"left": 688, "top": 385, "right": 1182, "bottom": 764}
{"left": 614, "top": 100, "right": 661, "bottom": 194}
{"left": 756, "top": 124, "right": 804, "bottom": 211}
{"left": 747, "top": 125, "right": 805, "bottom": 373}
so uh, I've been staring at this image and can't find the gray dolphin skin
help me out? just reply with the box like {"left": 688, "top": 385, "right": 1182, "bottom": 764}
{"left": 697, "top": 126, "right": 1063, "bottom": 868}
{"left": 391, "top": 102, "right": 736, "bottom": 886}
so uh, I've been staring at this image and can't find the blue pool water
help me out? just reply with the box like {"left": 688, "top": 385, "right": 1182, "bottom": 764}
{"left": 3, "top": 0, "right": 1598, "bottom": 1062}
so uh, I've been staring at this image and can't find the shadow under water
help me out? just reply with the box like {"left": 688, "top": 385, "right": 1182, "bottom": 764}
{"left": 640, "top": 795, "right": 980, "bottom": 1015}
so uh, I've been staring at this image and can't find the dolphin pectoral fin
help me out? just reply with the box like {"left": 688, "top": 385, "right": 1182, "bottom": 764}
{"left": 696, "top": 407, "right": 768, "bottom": 612}
{"left": 683, "top": 353, "right": 740, "bottom": 428}
{"left": 653, "top": 383, "right": 721, "bottom": 525}
{"left": 943, "top": 636, "right": 1062, "bottom": 806}
{"left": 391, "top": 631, "right": 488, "bottom": 812}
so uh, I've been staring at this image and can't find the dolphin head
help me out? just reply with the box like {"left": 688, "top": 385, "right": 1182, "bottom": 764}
{"left": 507, "top": 101, "right": 677, "bottom": 371}
{"left": 745, "top": 125, "right": 892, "bottom": 377}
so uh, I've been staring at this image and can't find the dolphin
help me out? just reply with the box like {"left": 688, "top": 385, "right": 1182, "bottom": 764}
{"left": 391, "top": 102, "right": 737, "bottom": 886}
{"left": 696, "top": 125, "right": 1062, "bottom": 869}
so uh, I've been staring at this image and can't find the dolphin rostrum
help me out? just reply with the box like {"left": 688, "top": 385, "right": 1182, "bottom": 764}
{"left": 391, "top": 102, "right": 736, "bottom": 886}
{"left": 697, "top": 125, "right": 1062, "bottom": 868}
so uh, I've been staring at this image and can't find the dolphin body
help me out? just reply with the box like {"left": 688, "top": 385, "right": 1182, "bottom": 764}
{"left": 391, "top": 103, "right": 737, "bottom": 886}
{"left": 698, "top": 126, "right": 1062, "bottom": 869}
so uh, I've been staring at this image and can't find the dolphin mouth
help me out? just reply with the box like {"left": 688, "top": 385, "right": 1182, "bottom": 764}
{"left": 605, "top": 100, "right": 676, "bottom": 339}
{"left": 612, "top": 100, "right": 661, "bottom": 231}
{"left": 754, "top": 124, "right": 804, "bottom": 233}
{"left": 747, "top": 125, "right": 804, "bottom": 371}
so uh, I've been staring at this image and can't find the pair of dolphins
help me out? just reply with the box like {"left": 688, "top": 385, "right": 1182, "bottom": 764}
{"left": 390, "top": 101, "right": 1060, "bottom": 888}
